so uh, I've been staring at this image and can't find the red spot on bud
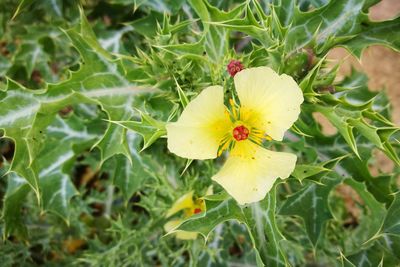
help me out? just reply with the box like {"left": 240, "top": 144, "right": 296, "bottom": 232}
{"left": 194, "top": 208, "right": 202, "bottom": 214}
{"left": 233, "top": 125, "right": 249, "bottom": 141}
{"left": 227, "top": 60, "right": 244, "bottom": 77}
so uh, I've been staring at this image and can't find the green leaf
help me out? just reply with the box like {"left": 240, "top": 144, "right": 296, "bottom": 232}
{"left": 176, "top": 197, "right": 244, "bottom": 238}
{"left": 345, "top": 243, "right": 384, "bottom": 267}
{"left": 11, "top": 0, "right": 34, "bottom": 20}
{"left": 126, "top": 12, "right": 162, "bottom": 38}
{"left": 1, "top": 172, "right": 30, "bottom": 239}
{"left": 309, "top": 69, "right": 399, "bottom": 167}
{"left": 280, "top": 176, "right": 341, "bottom": 245}
{"left": 343, "top": 178, "right": 386, "bottom": 251}
{"left": 206, "top": 6, "right": 276, "bottom": 48}
{"left": 291, "top": 156, "right": 346, "bottom": 181}
{"left": 175, "top": 186, "right": 288, "bottom": 266}
{"left": 343, "top": 157, "right": 393, "bottom": 204}
{"left": 342, "top": 17, "right": 400, "bottom": 58}
{"left": 154, "top": 40, "right": 207, "bottom": 61}
{"left": 273, "top": 0, "right": 296, "bottom": 27}
{"left": 110, "top": 112, "right": 166, "bottom": 151}
{"left": 312, "top": 104, "right": 360, "bottom": 158}
{"left": 285, "top": 0, "right": 366, "bottom": 54}
{"left": 13, "top": 38, "right": 50, "bottom": 79}
{"left": 113, "top": 132, "right": 153, "bottom": 200}
{"left": 342, "top": 191, "right": 400, "bottom": 265}
{"left": 0, "top": 80, "right": 42, "bottom": 199}
{"left": 134, "top": 0, "right": 186, "bottom": 14}
{"left": 344, "top": 238, "right": 399, "bottom": 267}
{"left": 173, "top": 76, "right": 189, "bottom": 108}
{"left": 37, "top": 115, "right": 99, "bottom": 220}
{"left": 188, "top": 0, "right": 244, "bottom": 63}
{"left": 0, "top": 56, "right": 11, "bottom": 76}
{"left": 242, "top": 187, "right": 287, "bottom": 267}
{"left": 383, "top": 192, "right": 400, "bottom": 236}
{"left": 350, "top": 119, "right": 400, "bottom": 165}
{"left": 0, "top": 8, "right": 156, "bottom": 196}
{"left": 377, "top": 233, "right": 400, "bottom": 260}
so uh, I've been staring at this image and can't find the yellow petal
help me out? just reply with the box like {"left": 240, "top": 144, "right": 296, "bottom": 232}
{"left": 164, "top": 219, "right": 198, "bottom": 240}
{"left": 166, "top": 191, "right": 195, "bottom": 218}
{"left": 166, "top": 86, "right": 231, "bottom": 160}
{"left": 175, "top": 230, "right": 198, "bottom": 240}
{"left": 212, "top": 141, "right": 297, "bottom": 204}
{"left": 205, "top": 185, "right": 214, "bottom": 196}
{"left": 164, "top": 219, "right": 181, "bottom": 232}
{"left": 234, "top": 67, "right": 303, "bottom": 141}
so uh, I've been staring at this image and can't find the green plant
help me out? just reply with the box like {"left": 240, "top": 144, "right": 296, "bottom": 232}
{"left": 0, "top": 0, "right": 399, "bottom": 266}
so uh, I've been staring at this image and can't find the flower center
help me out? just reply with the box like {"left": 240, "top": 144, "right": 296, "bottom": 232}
{"left": 193, "top": 208, "right": 202, "bottom": 214}
{"left": 232, "top": 125, "right": 249, "bottom": 141}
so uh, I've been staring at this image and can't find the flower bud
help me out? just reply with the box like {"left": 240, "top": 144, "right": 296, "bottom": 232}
{"left": 227, "top": 60, "right": 244, "bottom": 77}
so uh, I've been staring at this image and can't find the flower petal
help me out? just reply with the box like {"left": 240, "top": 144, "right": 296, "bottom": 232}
{"left": 234, "top": 67, "right": 303, "bottom": 141}
{"left": 166, "top": 191, "right": 194, "bottom": 218}
{"left": 176, "top": 231, "right": 198, "bottom": 240}
{"left": 166, "top": 86, "right": 231, "bottom": 159}
{"left": 212, "top": 141, "right": 296, "bottom": 204}
{"left": 164, "top": 219, "right": 198, "bottom": 240}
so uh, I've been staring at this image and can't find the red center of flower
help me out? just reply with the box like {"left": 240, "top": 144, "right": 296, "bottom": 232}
{"left": 193, "top": 208, "right": 202, "bottom": 214}
{"left": 233, "top": 125, "right": 249, "bottom": 141}
{"left": 227, "top": 60, "right": 244, "bottom": 77}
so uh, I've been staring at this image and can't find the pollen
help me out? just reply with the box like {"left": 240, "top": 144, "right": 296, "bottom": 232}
{"left": 233, "top": 125, "right": 249, "bottom": 141}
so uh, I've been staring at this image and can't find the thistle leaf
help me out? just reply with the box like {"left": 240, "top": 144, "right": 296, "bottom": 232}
{"left": 342, "top": 17, "right": 400, "bottom": 59}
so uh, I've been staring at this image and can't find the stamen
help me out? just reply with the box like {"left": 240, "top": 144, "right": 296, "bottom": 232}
{"left": 249, "top": 135, "right": 263, "bottom": 145}
{"left": 218, "top": 134, "right": 233, "bottom": 156}
{"left": 248, "top": 128, "right": 272, "bottom": 144}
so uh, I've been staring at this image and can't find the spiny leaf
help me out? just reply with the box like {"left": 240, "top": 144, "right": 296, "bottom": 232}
{"left": 285, "top": 0, "right": 367, "bottom": 54}
{"left": 345, "top": 243, "right": 385, "bottom": 267}
{"left": 173, "top": 76, "right": 189, "bottom": 108}
{"left": 1, "top": 172, "right": 30, "bottom": 239}
{"left": 242, "top": 187, "right": 287, "bottom": 267}
{"left": 175, "top": 197, "right": 244, "bottom": 239}
{"left": 343, "top": 178, "right": 386, "bottom": 251}
{"left": 174, "top": 186, "right": 288, "bottom": 266}
{"left": 312, "top": 104, "right": 360, "bottom": 158}
{"left": 272, "top": 0, "right": 296, "bottom": 27}
{"left": 291, "top": 155, "right": 346, "bottom": 181}
{"left": 280, "top": 176, "right": 341, "bottom": 245}
{"left": 37, "top": 115, "right": 100, "bottom": 220}
{"left": 1, "top": 8, "right": 158, "bottom": 229}
{"left": 110, "top": 112, "right": 166, "bottom": 151}
{"left": 0, "top": 8, "right": 156, "bottom": 194}
{"left": 188, "top": 0, "right": 245, "bottom": 63}
{"left": 112, "top": 132, "right": 153, "bottom": 200}
{"left": 342, "top": 17, "right": 400, "bottom": 58}
{"left": 154, "top": 39, "right": 207, "bottom": 61}
{"left": 382, "top": 192, "right": 400, "bottom": 236}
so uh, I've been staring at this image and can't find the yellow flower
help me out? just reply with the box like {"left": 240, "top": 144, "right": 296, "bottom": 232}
{"left": 166, "top": 67, "right": 303, "bottom": 204}
{"left": 164, "top": 191, "right": 207, "bottom": 240}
